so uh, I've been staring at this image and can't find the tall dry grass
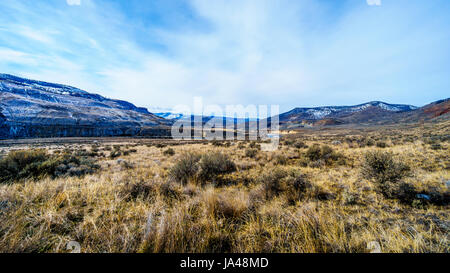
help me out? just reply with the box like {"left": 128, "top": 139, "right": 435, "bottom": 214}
{"left": 0, "top": 125, "right": 449, "bottom": 253}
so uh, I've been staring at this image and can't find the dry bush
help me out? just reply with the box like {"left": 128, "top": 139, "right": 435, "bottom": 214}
{"left": 121, "top": 180, "right": 158, "bottom": 201}
{"left": 159, "top": 181, "right": 184, "bottom": 201}
{"left": 169, "top": 152, "right": 201, "bottom": 184}
{"left": 109, "top": 150, "right": 121, "bottom": 159}
{"left": 365, "top": 138, "right": 375, "bottom": 147}
{"left": 169, "top": 152, "right": 236, "bottom": 185}
{"left": 361, "top": 151, "right": 410, "bottom": 184}
{"left": 237, "top": 142, "right": 246, "bottom": 149}
{"left": 257, "top": 167, "right": 312, "bottom": 204}
{"left": 0, "top": 149, "right": 48, "bottom": 183}
{"left": 245, "top": 148, "right": 258, "bottom": 158}
{"left": 305, "top": 144, "right": 346, "bottom": 166}
{"left": 380, "top": 181, "right": 417, "bottom": 203}
{"left": 0, "top": 149, "right": 99, "bottom": 183}
{"left": 211, "top": 140, "right": 224, "bottom": 147}
{"left": 198, "top": 152, "right": 236, "bottom": 183}
{"left": 376, "top": 141, "right": 388, "bottom": 148}
{"left": 249, "top": 141, "right": 261, "bottom": 150}
{"left": 306, "top": 144, "right": 323, "bottom": 161}
{"left": 163, "top": 148, "right": 175, "bottom": 156}
{"left": 293, "top": 140, "right": 307, "bottom": 149}
{"left": 273, "top": 154, "right": 289, "bottom": 165}
{"left": 430, "top": 144, "right": 442, "bottom": 150}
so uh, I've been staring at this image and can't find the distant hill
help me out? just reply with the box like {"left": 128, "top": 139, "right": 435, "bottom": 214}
{"left": 154, "top": 112, "right": 257, "bottom": 127}
{"left": 276, "top": 100, "right": 449, "bottom": 129}
{"left": 0, "top": 74, "right": 171, "bottom": 138}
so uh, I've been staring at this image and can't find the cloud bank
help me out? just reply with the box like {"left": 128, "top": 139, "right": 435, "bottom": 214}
{"left": 0, "top": 0, "right": 449, "bottom": 112}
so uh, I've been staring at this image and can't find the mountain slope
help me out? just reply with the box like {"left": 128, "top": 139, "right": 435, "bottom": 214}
{"left": 0, "top": 74, "right": 171, "bottom": 138}
{"left": 389, "top": 98, "right": 450, "bottom": 124}
{"left": 277, "top": 99, "right": 449, "bottom": 128}
{"left": 281, "top": 101, "right": 415, "bottom": 120}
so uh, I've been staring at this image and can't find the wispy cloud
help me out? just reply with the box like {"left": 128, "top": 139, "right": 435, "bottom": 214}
{"left": 0, "top": 0, "right": 449, "bottom": 112}
{"left": 66, "top": 0, "right": 81, "bottom": 6}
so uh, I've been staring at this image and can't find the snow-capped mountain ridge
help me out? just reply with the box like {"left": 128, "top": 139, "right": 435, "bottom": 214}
{"left": 282, "top": 101, "right": 418, "bottom": 121}
{"left": 0, "top": 74, "right": 150, "bottom": 114}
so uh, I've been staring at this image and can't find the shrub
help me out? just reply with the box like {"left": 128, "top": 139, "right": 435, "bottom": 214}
{"left": 365, "top": 138, "right": 375, "bottom": 147}
{"left": 320, "top": 145, "right": 334, "bottom": 160}
{"left": 361, "top": 151, "right": 410, "bottom": 185}
{"left": 306, "top": 144, "right": 322, "bottom": 161}
{"left": 273, "top": 154, "right": 288, "bottom": 165}
{"left": 198, "top": 152, "right": 236, "bottom": 183}
{"left": 305, "top": 144, "right": 345, "bottom": 166}
{"left": 258, "top": 167, "right": 311, "bottom": 203}
{"left": 0, "top": 149, "right": 47, "bottom": 183}
{"left": 249, "top": 141, "right": 261, "bottom": 150}
{"left": 342, "top": 190, "right": 360, "bottom": 205}
{"left": 109, "top": 150, "right": 121, "bottom": 159}
{"left": 0, "top": 149, "right": 99, "bottom": 183}
{"left": 380, "top": 181, "right": 417, "bottom": 203}
{"left": 122, "top": 180, "right": 157, "bottom": 201}
{"left": 245, "top": 148, "right": 258, "bottom": 158}
{"left": 163, "top": 148, "right": 175, "bottom": 156}
{"left": 293, "top": 140, "right": 307, "bottom": 149}
{"left": 212, "top": 140, "right": 223, "bottom": 147}
{"left": 421, "top": 187, "right": 450, "bottom": 206}
{"left": 283, "top": 139, "right": 294, "bottom": 146}
{"left": 169, "top": 153, "right": 201, "bottom": 184}
{"left": 259, "top": 168, "right": 289, "bottom": 197}
{"left": 160, "top": 181, "right": 183, "bottom": 201}
{"left": 376, "top": 141, "right": 387, "bottom": 148}
{"left": 430, "top": 144, "right": 442, "bottom": 150}
{"left": 50, "top": 154, "right": 99, "bottom": 178}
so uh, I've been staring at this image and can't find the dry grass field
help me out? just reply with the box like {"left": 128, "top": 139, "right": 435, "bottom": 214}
{"left": 0, "top": 121, "right": 448, "bottom": 253}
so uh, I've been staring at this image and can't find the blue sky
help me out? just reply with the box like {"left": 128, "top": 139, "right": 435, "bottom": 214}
{"left": 0, "top": 0, "right": 449, "bottom": 112}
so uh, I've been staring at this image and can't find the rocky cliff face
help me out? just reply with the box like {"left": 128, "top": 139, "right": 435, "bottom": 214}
{"left": 0, "top": 74, "right": 172, "bottom": 139}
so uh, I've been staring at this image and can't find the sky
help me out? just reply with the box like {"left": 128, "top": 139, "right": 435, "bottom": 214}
{"left": 0, "top": 0, "right": 449, "bottom": 113}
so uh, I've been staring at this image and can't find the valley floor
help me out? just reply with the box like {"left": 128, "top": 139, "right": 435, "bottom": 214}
{"left": 0, "top": 122, "right": 448, "bottom": 253}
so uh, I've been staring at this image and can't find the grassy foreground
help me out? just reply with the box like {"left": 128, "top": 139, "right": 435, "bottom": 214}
{"left": 0, "top": 124, "right": 448, "bottom": 253}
